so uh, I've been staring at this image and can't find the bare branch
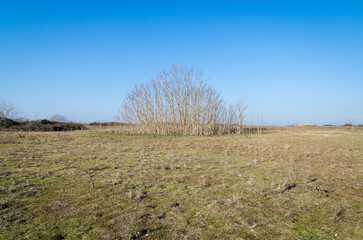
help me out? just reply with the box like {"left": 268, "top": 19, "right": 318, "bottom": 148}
{"left": 117, "top": 66, "right": 248, "bottom": 135}
{"left": 0, "top": 100, "right": 18, "bottom": 120}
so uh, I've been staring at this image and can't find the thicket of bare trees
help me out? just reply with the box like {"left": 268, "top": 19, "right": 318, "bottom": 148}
{"left": 117, "top": 66, "right": 253, "bottom": 136}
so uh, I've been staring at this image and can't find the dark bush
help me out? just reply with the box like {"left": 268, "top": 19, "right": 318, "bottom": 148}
{"left": 0, "top": 118, "right": 20, "bottom": 128}
{"left": 40, "top": 119, "right": 52, "bottom": 124}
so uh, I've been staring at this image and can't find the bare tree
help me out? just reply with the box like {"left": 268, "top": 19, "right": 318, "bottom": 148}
{"left": 0, "top": 100, "right": 17, "bottom": 120}
{"left": 118, "top": 66, "right": 248, "bottom": 136}
{"left": 15, "top": 117, "right": 29, "bottom": 123}
{"left": 50, "top": 114, "right": 68, "bottom": 123}
{"left": 346, "top": 118, "right": 355, "bottom": 131}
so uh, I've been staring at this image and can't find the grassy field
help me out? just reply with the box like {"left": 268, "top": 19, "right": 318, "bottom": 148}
{"left": 0, "top": 128, "right": 362, "bottom": 239}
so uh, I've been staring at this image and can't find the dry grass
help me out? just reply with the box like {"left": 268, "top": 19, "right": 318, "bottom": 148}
{"left": 0, "top": 127, "right": 362, "bottom": 239}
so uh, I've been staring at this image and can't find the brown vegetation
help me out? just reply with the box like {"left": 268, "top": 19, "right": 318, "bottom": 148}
{"left": 117, "top": 66, "right": 249, "bottom": 136}
{"left": 1, "top": 127, "right": 361, "bottom": 239}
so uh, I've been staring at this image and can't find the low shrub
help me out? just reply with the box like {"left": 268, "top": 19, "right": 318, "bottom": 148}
{"left": 0, "top": 118, "right": 20, "bottom": 128}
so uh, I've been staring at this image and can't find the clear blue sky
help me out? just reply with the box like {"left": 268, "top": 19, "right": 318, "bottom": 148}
{"left": 1, "top": 0, "right": 362, "bottom": 125}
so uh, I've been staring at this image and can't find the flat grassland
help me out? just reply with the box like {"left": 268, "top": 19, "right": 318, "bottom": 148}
{"left": 0, "top": 128, "right": 362, "bottom": 239}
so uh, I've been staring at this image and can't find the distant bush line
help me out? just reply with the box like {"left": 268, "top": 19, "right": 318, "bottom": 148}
{"left": 89, "top": 122, "right": 124, "bottom": 127}
{"left": 0, "top": 118, "right": 86, "bottom": 131}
